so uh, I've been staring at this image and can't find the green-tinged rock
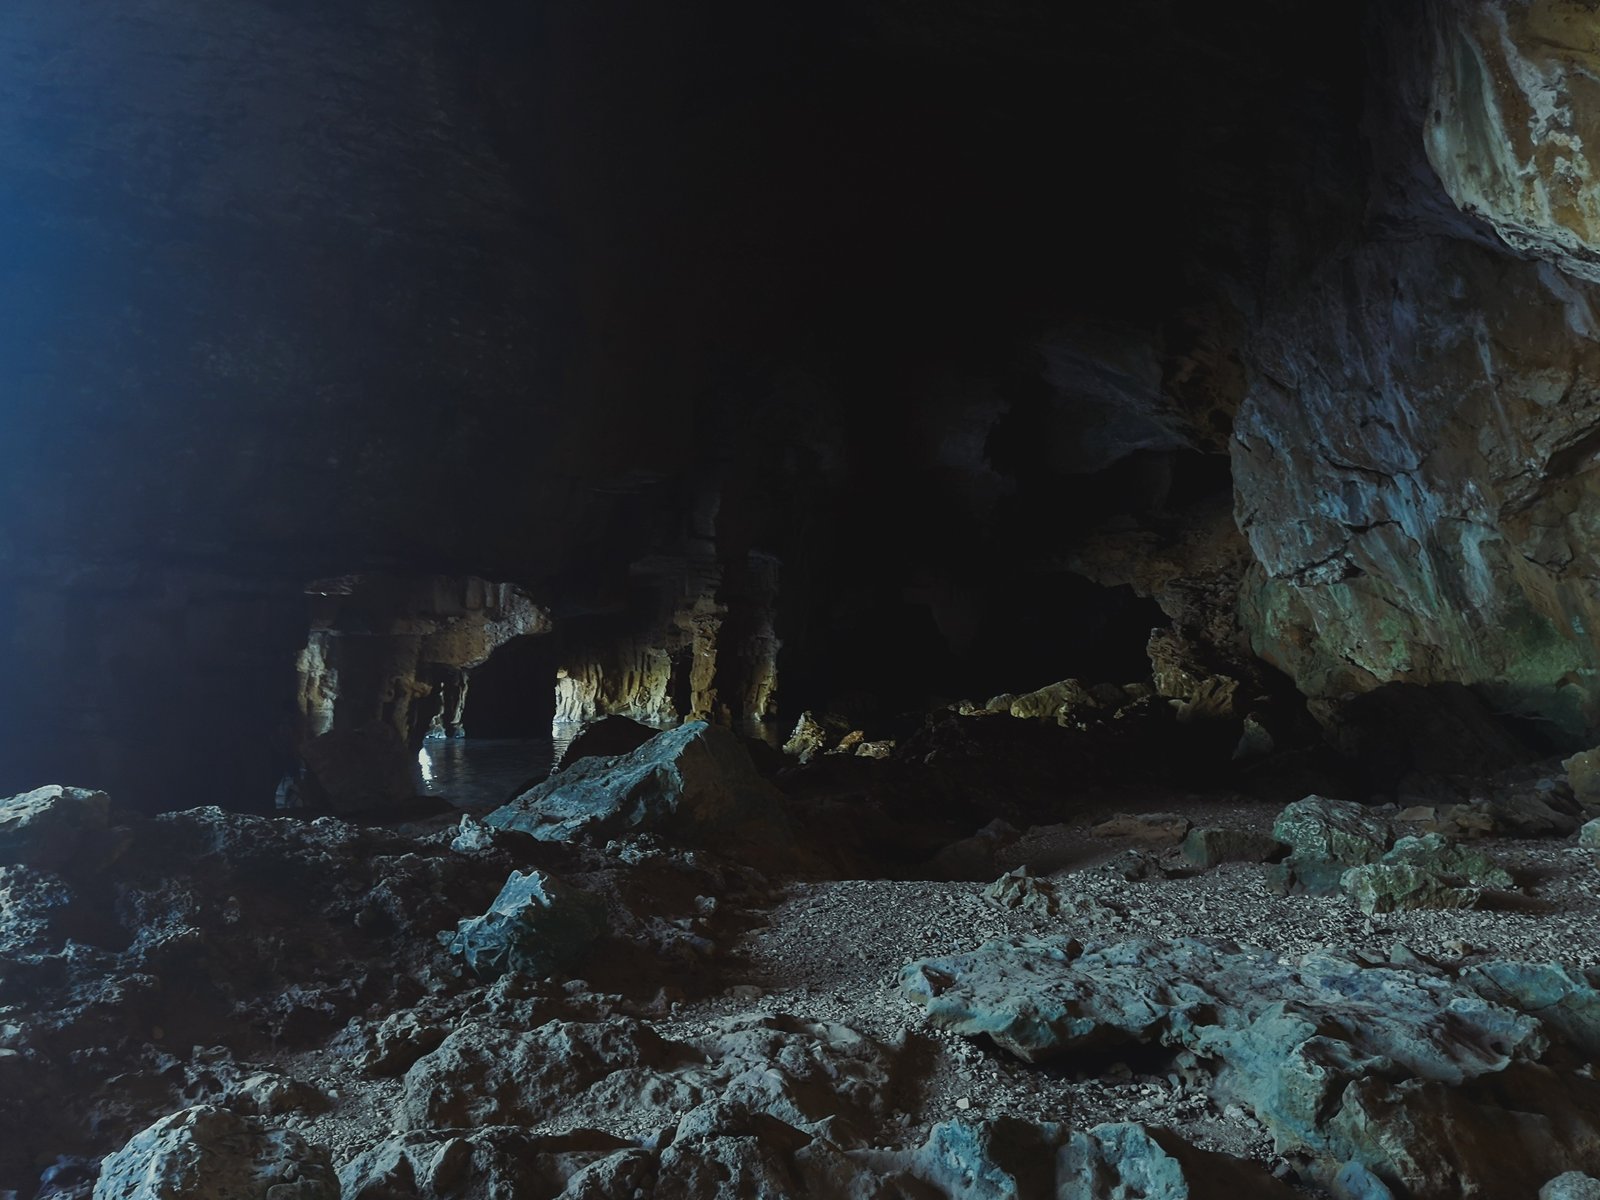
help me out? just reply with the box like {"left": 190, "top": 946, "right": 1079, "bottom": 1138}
{"left": 1340, "top": 864, "right": 1481, "bottom": 915}
{"left": 1268, "top": 796, "right": 1392, "bottom": 895}
{"left": 1566, "top": 748, "right": 1600, "bottom": 815}
{"left": 1339, "top": 834, "right": 1513, "bottom": 914}
{"left": 441, "top": 869, "right": 606, "bottom": 980}
{"left": 1180, "top": 827, "right": 1285, "bottom": 870}
{"left": 799, "top": 1117, "right": 1293, "bottom": 1199}
{"left": 1463, "top": 960, "right": 1600, "bottom": 1058}
{"left": 1581, "top": 818, "right": 1600, "bottom": 848}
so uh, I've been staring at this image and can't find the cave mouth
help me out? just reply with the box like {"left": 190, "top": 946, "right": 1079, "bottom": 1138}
{"left": 414, "top": 634, "right": 562, "bottom": 809}
{"left": 458, "top": 634, "right": 559, "bottom": 739}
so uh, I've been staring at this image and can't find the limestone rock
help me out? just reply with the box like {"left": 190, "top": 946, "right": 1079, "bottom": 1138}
{"left": 1007, "top": 679, "right": 1098, "bottom": 722}
{"left": 399, "top": 1012, "right": 895, "bottom": 1137}
{"left": 1268, "top": 796, "right": 1391, "bottom": 895}
{"left": 1545, "top": 1173, "right": 1600, "bottom": 1200}
{"left": 1092, "top": 812, "right": 1192, "bottom": 844}
{"left": 982, "top": 867, "right": 1062, "bottom": 916}
{"left": 782, "top": 712, "right": 830, "bottom": 763}
{"left": 1058, "top": 1121, "right": 1296, "bottom": 1199}
{"left": 440, "top": 869, "right": 607, "bottom": 981}
{"left": 1339, "top": 834, "right": 1513, "bottom": 915}
{"left": 0, "top": 786, "right": 113, "bottom": 870}
{"left": 486, "top": 721, "right": 789, "bottom": 848}
{"left": 900, "top": 935, "right": 1600, "bottom": 1195}
{"left": 399, "top": 1016, "right": 688, "bottom": 1130}
{"left": 92, "top": 1105, "right": 336, "bottom": 1200}
{"left": 1426, "top": 0, "right": 1600, "bottom": 284}
{"left": 341, "top": 1129, "right": 630, "bottom": 1200}
{"left": 1179, "top": 827, "right": 1284, "bottom": 870}
{"left": 805, "top": 1117, "right": 1293, "bottom": 1199}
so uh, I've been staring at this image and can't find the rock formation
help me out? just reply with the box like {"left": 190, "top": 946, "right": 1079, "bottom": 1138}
{"left": 9, "top": 0, "right": 1600, "bottom": 1196}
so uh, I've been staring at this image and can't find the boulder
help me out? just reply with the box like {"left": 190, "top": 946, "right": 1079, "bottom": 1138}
{"left": 1567, "top": 748, "right": 1600, "bottom": 815}
{"left": 299, "top": 725, "right": 416, "bottom": 816}
{"left": 1007, "top": 679, "right": 1098, "bottom": 721}
{"left": 440, "top": 869, "right": 607, "bottom": 981}
{"left": 800, "top": 1117, "right": 1292, "bottom": 1199}
{"left": 556, "top": 716, "right": 660, "bottom": 770}
{"left": 1339, "top": 834, "right": 1513, "bottom": 915}
{"left": 1179, "top": 827, "right": 1284, "bottom": 870}
{"left": 1582, "top": 818, "right": 1600, "bottom": 849}
{"left": 399, "top": 1012, "right": 894, "bottom": 1137}
{"left": 1091, "top": 812, "right": 1192, "bottom": 844}
{"left": 0, "top": 786, "right": 113, "bottom": 870}
{"left": 92, "top": 1105, "right": 336, "bottom": 1200}
{"left": 486, "top": 721, "right": 789, "bottom": 848}
{"left": 1545, "top": 1174, "right": 1600, "bottom": 1200}
{"left": 1267, "top": 796, "right": 1391, "bottom": 895}
{"left": 341, "top": 1129, "right": 631, "bottom": 1200}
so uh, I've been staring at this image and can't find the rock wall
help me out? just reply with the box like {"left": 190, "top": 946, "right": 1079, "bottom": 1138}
{"left": 1232, "top": 0, "right": 1600, "bottom": 749}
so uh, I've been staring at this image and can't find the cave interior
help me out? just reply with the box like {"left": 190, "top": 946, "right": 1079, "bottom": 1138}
{"left": 8, "top": 1, "right": 1600, "bottom": 1197}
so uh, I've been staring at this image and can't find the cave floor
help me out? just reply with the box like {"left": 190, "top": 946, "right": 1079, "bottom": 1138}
{"left": 264, "top": 793, "right": 1600, "bottom": 1188}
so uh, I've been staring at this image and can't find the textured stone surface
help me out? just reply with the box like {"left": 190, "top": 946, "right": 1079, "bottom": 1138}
{"left": 1268, "top": 796, "right": 1392, "bottom": 895}
{"left": 1427, "top": 0, "right": 1600, "bottom": 284}
{"left": 92, "top": 1105, "right": 336, "bottom": 1200}
{"left": 1340, "top": 833, "right": 1514, "bottom": 914}
{"left": 399, "top": 1012, "right": 894, "bottom": 1137}
{"left": 441, "top": 869, "right": 607, "bottom": 981}
{"left": 486, "top": 722, "right": 788, "bottom": 848}
{"left": 0, "top": 786, "right": 112, "bottom": 869}
{"left": 901, "top": 935, "right": 1600, "bottom": 1195}
{"left": 1180, "top": 827, "right": 1284, "bottom": 870}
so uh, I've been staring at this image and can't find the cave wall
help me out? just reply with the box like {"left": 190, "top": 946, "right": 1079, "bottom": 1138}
{"left": 1231, "top": 0, "right": 1600, "bottom": 749}
{"left": 8, "top": 0, "right": 1600, "bottom": 806}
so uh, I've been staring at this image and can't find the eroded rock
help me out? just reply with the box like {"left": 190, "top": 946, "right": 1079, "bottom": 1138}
{"left": 1267, "top": 796, "right": 1391, "bottom": 895}
{"left": 486, "top": 722, "right": 789, "bottom": 849}
{"left": 92, "top": 1105, "right": 336, "bottom": 1200}
{"left": 901, "top": 935, "right": 1600, "bottom": 1196}
{"left": 441, "top": 869, "right": 607, "bottom": 981}
{"left": 1339, "top": 834, "right": 1513, "bottom": 914}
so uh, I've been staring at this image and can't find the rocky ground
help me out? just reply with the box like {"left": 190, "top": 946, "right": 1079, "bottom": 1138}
{"left": 8, "top": 714, "right": 1600, "bottom": 1199}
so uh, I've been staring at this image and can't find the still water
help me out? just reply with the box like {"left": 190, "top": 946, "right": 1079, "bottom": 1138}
{"left": 415, "top": 726, "right": 580, "bottom": 809}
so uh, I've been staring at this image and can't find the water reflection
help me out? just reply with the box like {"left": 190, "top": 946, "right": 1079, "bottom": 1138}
{"left": 415, "top": 736, "right": 560, "bottom": 809}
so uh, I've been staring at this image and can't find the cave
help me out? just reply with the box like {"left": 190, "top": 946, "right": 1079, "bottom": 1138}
{"left": 7, "top": 1, "right": 1600, "bottom": 1196}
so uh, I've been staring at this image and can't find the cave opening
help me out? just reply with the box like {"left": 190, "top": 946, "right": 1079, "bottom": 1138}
{"left": 457, "top": 634, "right": 558, "bottom": 740}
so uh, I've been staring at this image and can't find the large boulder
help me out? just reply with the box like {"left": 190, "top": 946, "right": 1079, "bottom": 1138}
{"left": 298, "top": 725, "right": 416, "bottom": 816}
{"left": 440, "top": 869, "right": 607, "bottom": 981}
{"left": 1339, "top": 833, "right": 1513, "bottom": 914}
{"left": 1267, "top": 796, "right": 1391, "bottom": 895}
{"left": 0, "top": 786, "right": 114, "bottom": 870}
{"left": 92, "top": 1105, "right": 336, "bottom": 1200}
{"left": 485, "top": 721, "right": 788, "bottom": 847}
